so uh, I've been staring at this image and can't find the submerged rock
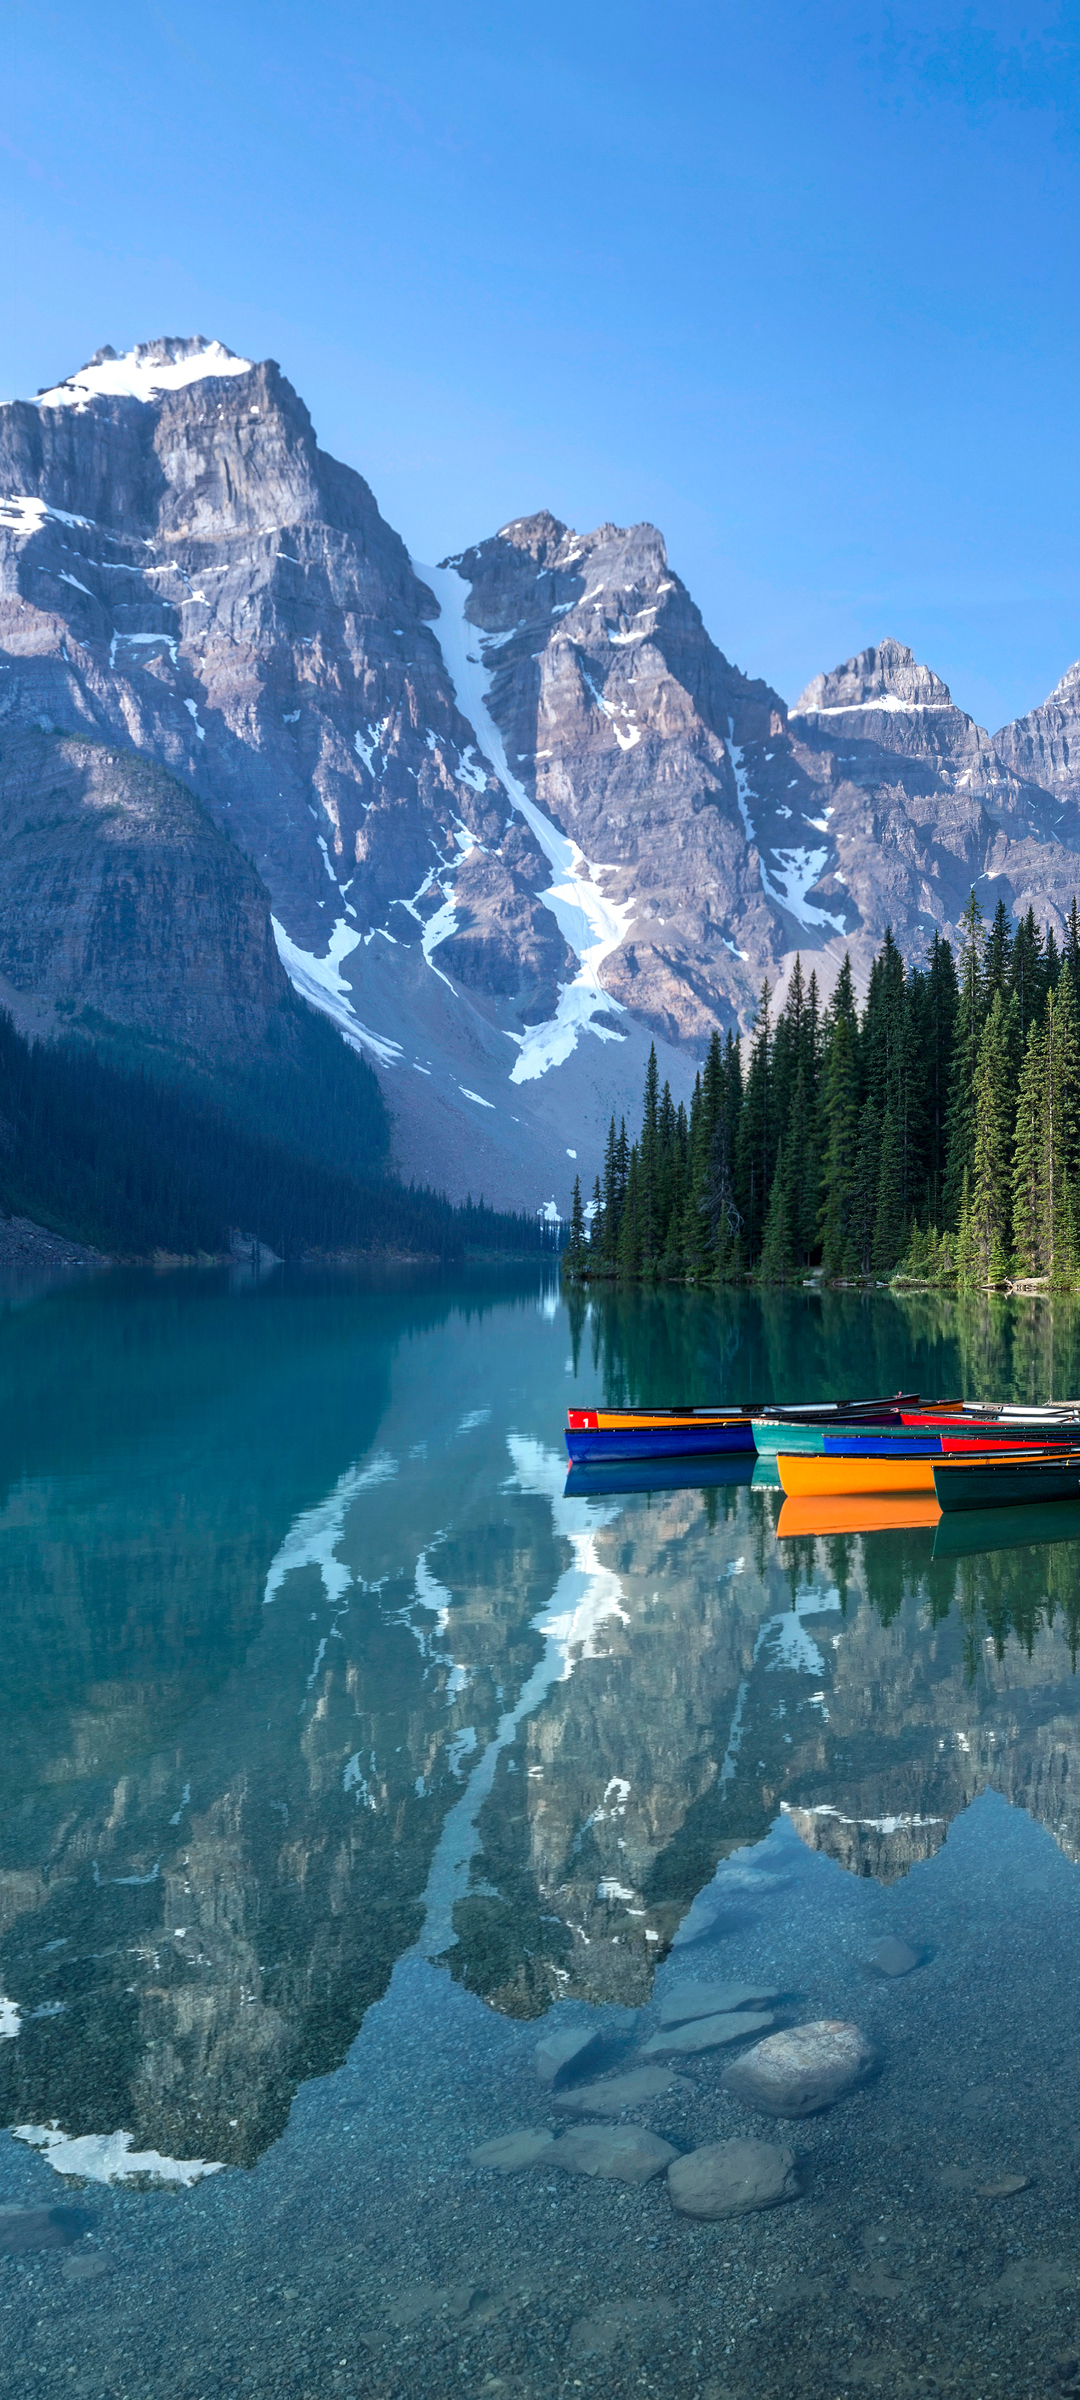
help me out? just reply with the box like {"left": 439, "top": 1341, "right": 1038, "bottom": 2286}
{"left": 551, "top": 2125, "right": 678, "bottom": 2184}
{"left": 553, "top": 2067, "right": 688, "bottom": 2115}
{"left": 642, "top": 2009, "right": 774, "bottom": 2059}
{"left": 721, "top": 2021, "right": 874, "bottom": 2117}
{"left": 533, "top": 2022, "right": 604, "bottom": 2088}
{"left": 0, "top": 2206, "right": 91, "bottom": 2253}
{"left": 668, "top": 2138, "right": 800, "bottom": 2219}
{"left": 470, "top": 2130, "right": 556, "bottom": 2171}
{"left": 658, "top": 1980, "right": 782, "bottom": 2028}
{"left": 869, "top": 1936, "right": 920, "bottom": 1977}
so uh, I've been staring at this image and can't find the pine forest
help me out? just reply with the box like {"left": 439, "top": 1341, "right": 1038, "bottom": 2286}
{"left": 562, "top": 892, "right": 1080, "bottom": 1292}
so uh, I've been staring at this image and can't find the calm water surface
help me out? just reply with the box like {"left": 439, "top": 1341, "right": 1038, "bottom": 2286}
{"left": 4, "top": 1268, "right": 1080, "bottom": 2399}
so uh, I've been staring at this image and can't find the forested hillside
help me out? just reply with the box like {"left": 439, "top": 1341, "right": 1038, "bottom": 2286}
{"left": 565, "top": 894, "right": 1080, "bottom": 1290}
{"left": 0, "top": 1014, "right": 545, "bottom": 1263}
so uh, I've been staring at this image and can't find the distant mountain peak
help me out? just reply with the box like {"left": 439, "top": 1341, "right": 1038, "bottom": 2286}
{"left": 792, "top": 638, "right": 956, "bottom": 719}
{"left": 34, "top": 337, "right": 254, "bottom": 410}
{"left": 490, "top": 510, "right": 569, "bottom": 560}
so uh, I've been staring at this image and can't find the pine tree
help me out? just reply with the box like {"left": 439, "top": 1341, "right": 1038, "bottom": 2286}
{"left": 599, "top": 1114, "right": 621, "bottom": 1269}
{"left": 871, "top": 1108, "right": 905, "bottom": 1272}
{"left": 785, "top": 1059, "right": 820, "bottom": 1267}
{"left": 616, "top": 1144, "right": 642, "bottom": 1276}
{"left": 943, "top": 888, "right": 985, "bottom": 1228}
{"left": 844, "top": 1097, "right": 880, "bottom": 1278}
{"left": 819, "top": 957, "right": 860, "bottom": 1275}
{"left": 564, "top": 1174, "right": 587, "bottom": 1273}
{"left": 638, "top": 1046, "right": 661, "bottom": 1268}
{"left": 965, "top": 990, "right": 1013, "bottom": 1284}
{"left": 1012, "top": 1019, "right": 1043, "bottom": 1278}
{"left": 758, "top": 1139, "right": 795, "bottom": 1283}
{"left": 921, "top": 931, "right": 958, "bottom": 1224}
{"left": 1066, "top": 897, "right": 1080, "bottom": 1003}
{"left": 955, "top": 1168, "right": 979, "bottom": 1291}
{"left": 735, "top": 981, "right": 772, "bottom": 1263}
{"left": 1041, "top": 976, "right": 1080, "bottom": 1282}
{"left": 984, "top": 898, "right": 1012, "bottom": 1004}
{"left": 1011, "top": 907, "right": 1044, "bottom": 1054}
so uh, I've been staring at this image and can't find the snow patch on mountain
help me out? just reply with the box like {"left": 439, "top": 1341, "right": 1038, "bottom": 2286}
{"left": 760, "top": 846, "right": 845, "bottom": 934}
{"left": 271, "top": 915, "right": 403, "bottom": 1068}
{"left": 34, "top": 338, "right": 253, "bottom": 410}
{"left": 418, "top": 559, "right": 633, "bottom": 1085}
{"left": 791, "top": 696, "right": 955, "bottom": 719}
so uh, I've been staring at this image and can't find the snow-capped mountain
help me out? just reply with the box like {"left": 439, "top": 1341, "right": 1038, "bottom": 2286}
{"left": 3, "top": 336, "right": 1080, "bottom": 1209}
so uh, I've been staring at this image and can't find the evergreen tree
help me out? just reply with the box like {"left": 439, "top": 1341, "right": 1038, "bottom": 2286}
{"left": 759, "top": 1139, "right": 795, "bottom": 1283}
{"left": 638, "top": 1045, "right": 661, "bottom": 1267}
{"left": 984, "top": 897, "right": 1012, "bottom": 1003}
{"left": 1012, "top": 1019, "right": 1043, "bottom": 1277}
{"left": 819, "top": 957, "right": 861, "bottom": 1275}
{"left": 616, "top": 1144, "right": 642, "bottom": 1276}
{"left": 943, "top": 888, "right": 985, "bottom": 1228}
{"left": 965, "top": 990, "right": 1013, "bottom": 1284}
{"left": 955, "top": 1168, "right": 979, "bottom": 1291}
{"left": 599, "top": 1114, "right": 621, "bottom": 1269}
{"left": 735, "top": 982, "right": 773, "bottom": 1259}
{"left": 564, "top": 1175, "right": 587, "bottom": 1273}
{"left": 844, "top": 1096, "right": 881, "bottom": 1277}
{"left": 785, "top": 1059, "right": 820, "bottom": 1267}
{"left": 871, "top": 1109, "right": 905, "bottom": 1272}
{"left": 1010, "top": 907, "right": 1044, "bottom": 1053}
{"left": 1041, "top": 975, "right": 1080, "bottom": 1281}
{"left": 921, "top": 932, "right": 958, "bottom": 1224}
{"left": 1066, "top": 897, "right": 1080, "bottom": 1003}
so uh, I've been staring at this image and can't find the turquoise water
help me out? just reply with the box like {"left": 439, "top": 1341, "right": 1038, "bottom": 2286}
{"left": 4, "top": 1269, "right": 1080, "bottom": 2397}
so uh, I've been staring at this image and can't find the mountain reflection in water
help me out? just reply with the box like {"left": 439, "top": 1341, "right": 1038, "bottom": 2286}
{"left": 6, "top": 1276, "right": 1080, "bottom": 2396}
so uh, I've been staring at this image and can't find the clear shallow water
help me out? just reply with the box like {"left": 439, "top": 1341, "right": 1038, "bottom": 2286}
{"left": 5, "top": 1272, "right": 1080, "bottom": 2397}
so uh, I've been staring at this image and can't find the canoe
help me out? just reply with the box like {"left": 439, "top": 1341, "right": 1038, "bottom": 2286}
{"left": 817, "top": 1427, "right": 1080, "bottom": 1458}
{"left": 933, "top": 1451, "right": 1080, "bottom": 1512}
{"left": 568, "top": 1395, "right": 919, "bottom": 1464}
{"left": 565, "top": 1409, "right": 755, "bottom": 1464}
{"left": 777, "top": 1495, "right": 941, "bottom": 1537}
{"left": 777, "top": 1452, "right": 939, "bottom": 1496}
{"left": 750, "top": 1396, "right": 922, "bottom": 1455}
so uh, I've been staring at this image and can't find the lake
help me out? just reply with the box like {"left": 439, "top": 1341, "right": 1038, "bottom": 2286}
{"left": 3, "top": 1265, "right": 1080, "bottom": 2399}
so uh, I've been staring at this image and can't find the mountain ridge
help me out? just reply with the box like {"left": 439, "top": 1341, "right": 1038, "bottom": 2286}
{"left": 5, "top": 335, "right": 1080, "bottom": 1209}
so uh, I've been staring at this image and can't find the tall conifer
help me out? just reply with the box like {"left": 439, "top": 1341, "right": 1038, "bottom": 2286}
{"left": 965, "top": 990, "right": 1013, "bottom": 1284}
{"left": 736, "top": 982, "right": 772, "bottom": 1259}
{"left": 943, "top": 889, "right": 985, "bottom": 1228}
{"left": 819, "top": 957, "right": 860, "bottom": 1275}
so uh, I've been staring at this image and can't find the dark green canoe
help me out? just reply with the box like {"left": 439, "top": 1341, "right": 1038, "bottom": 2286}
{"left": 933, "top": 1453, "right": 1080, "bottom": 1512}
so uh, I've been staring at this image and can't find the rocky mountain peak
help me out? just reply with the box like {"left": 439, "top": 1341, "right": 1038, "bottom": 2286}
{"left": 489, "top": 510, "right": 569, "bottom": 565}
{"left": 34, "top": 336, "right": 255, "bottom": 410}
{"left": 994, "top": 650, "right": 1080, "bottom": 803}
{"left": 792, "top": 639, "right": 954, "bottom": 719}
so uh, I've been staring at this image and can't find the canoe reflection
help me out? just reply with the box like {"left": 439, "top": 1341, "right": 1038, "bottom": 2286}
{"left": 776, "top": 1494, "right": 941, "bottom": 1538}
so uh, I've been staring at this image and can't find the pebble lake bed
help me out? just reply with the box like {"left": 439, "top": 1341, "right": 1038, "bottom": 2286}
{"left": 3, "top": 1269, "right": 1080, "bottom": 2399}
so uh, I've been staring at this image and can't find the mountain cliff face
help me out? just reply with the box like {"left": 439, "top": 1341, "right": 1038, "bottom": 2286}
{"left": 6, "top": 336, "right": 1080, "bottom": 1205}
{"left": 0, "top": 728, "right": 288, "bottom": 1057}
{"left": 994, "top": 657, "right": 1080, "bottom": 803}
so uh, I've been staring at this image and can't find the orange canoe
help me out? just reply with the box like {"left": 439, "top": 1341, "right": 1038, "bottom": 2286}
{"left": 776, "top": 1494, "right": 941, "bottom": 1537}
{"left": 776, "top": 1452, "right": 937, "bottom": 1497}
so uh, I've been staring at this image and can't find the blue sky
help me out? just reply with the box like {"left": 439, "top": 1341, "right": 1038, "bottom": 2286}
{"left": 4, "top": 0, "right": 1079, "bottom": 728}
